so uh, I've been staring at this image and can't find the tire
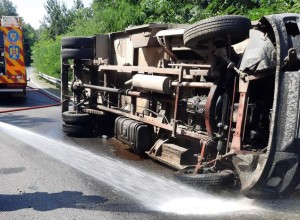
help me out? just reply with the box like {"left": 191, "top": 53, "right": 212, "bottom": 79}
{"left": 62, "top": 111, "right": 92, "bottom": 125}
{"left": 61, "top": 36, "right": 94, "bottom": 48}
{"left": 183, "top": 15, "right": 251, "bottom": 48}
{"left": 132, "top": 146, "right": 146, "bottom": 156}
{"left": 62, "top": 123, "right": 93, "bottom": 137}
{"left": 174, "top": 168, "right": 234, "bottom": 186}
{"left": 61, "top": 48, "right": 94, "bottom": 59}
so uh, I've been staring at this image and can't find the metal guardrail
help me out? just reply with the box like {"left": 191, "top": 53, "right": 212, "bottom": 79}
{"left": 38, "top": 72, "right": 71, "bottom": 87}
{"left": 38, "top": 72, "right": 61, "bottom": 85}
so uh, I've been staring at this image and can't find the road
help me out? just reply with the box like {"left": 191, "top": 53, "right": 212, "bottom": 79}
{"left": 0, "top": 68, "right": 300, "bottom": 219}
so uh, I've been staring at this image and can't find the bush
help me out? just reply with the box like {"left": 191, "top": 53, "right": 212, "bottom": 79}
{"left": 31, "top": 36, "right": 61, "bottom": 78}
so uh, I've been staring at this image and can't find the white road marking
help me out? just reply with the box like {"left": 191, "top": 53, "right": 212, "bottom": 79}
{"left": 29, "top": 72, "right": 61, "bottom": 100}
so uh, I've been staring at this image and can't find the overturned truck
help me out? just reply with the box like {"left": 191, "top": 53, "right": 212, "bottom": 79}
{"left": 61, "top": 13, "right": 300, "bottom": 198}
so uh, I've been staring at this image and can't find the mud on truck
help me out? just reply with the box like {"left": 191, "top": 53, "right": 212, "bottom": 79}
{"left": 61, "top": 13, "right": 300, "bottom": 198}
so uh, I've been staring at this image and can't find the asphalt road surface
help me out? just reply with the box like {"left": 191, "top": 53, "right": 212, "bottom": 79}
{"left": 0, "top": 68, "right": 300, "bottom": 220}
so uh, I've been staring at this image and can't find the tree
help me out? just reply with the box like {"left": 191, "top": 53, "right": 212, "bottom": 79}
{"left": 32, "top": 37, "right": 61, "bottom": 77}
{"left": 247, "top": 0, "right": 300, "bottom": 20}
{"left": 0, "top": 0, "right": 17, "bottom": 16}
{"left": 33, "top": 0, "right": 92, "bottom": 75}
{"left": 42, "top": 0, "right": 70, "bottom": 39}
{"left": 205, "top": 0, "right": 258, "bottom": 16}
{"left": 22, "top": 23, "right": 38, "bottom": 66}
{"left": 41, "top": 0, "right": 92, "bottom": 39}
{"left": 67, "top": 0, "right": 93, "bottom": 26}
{"left": 91, "top": 0, "right": 145, "bottom": 33}
{"left": 73, "top": 0, "right": 84, "bottom": 9}
{"left": 32, "top": 0, "right": 300, "bottom": 76}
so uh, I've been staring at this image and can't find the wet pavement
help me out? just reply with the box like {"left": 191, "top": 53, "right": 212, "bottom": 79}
{"left": 0, "top": 68, "right": 299, "bottom": 219}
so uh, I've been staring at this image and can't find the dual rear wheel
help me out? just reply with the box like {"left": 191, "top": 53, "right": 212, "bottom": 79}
{"left": 62, "top": 111, "right": 93, "bottom": 137}
{"left": 61, "top": 36, "right": 95, "bottom": 60}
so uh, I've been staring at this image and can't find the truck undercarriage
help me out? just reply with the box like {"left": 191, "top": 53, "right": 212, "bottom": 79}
{"left": 61, "top": 13, "right": 300, "bottom": 198}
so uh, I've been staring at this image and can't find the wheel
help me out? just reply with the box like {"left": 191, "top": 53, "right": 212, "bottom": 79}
{"left": 62, "top": 123, "right": 93, "bottom": 137}
{"left": 62, "top": 111, "right": 92, "bottom": 125}
{"left": 183, "top": 15, "right": 251, "bottom": 48}
{"left": 61, "top": 36, "right": 94, "bottom": 48}
{"left": 174, "top": 168, "right": 234, "bottom": 186}
{"left": 61, "top": 48, "right": 94, "bottom": 59}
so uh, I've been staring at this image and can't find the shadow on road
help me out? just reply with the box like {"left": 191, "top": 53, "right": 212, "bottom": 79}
{"left": 0, "top": 191, "right": 108, "bottom": 211}
{"left": 0, "top": 167, "right": 26, "bottom": 174}
{"left": 0, "top": 114, "right": 56, "bottom": 127}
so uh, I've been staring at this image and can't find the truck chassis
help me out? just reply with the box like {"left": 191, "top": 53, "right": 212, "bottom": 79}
{"left": 61, "top": 13, "right": 300, "bottom": 198}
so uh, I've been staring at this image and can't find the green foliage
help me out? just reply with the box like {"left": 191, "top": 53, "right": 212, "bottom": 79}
{"left": 22, "top": 23, "right": 38, "bottom": 66}
{"left": 31, "top": 37, "right": 61, "bottom": 78}
{"left": 31, "top": 0, "right": 300, "bottom": 77}
{"left": 206, "top": 0, "right": 258, "bottom": 16}
{"left": 32, "top": 0, "right": 92, "bottom": 76}
{"left": 42, "top": 0, "right": 71, "bottom": 39}
{"left": 140, "top": 0, "right": 191, "bottom": 23}
{"left": 66, "top": 6, "right": 95, "bottom": 36}
{"left": 0, "top": 0, "right": 17, "bottom": 16}
{"left": 92, "top": 0, "right": 145, "bottom": 33}
{"left": 247, "top": 0, "right": 300, "bottom": 20}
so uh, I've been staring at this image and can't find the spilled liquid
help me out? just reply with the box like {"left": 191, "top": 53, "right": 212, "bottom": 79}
{"left": 0, "top": 122, "right": 259, "bottom": 215}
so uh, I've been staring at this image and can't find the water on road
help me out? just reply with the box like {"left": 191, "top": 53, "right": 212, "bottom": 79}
{"left": 0, "top": 122, "right": 259, "bottom": 216}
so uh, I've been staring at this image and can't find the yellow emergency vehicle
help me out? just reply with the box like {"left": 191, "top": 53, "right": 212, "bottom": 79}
{"left": 0, "top": 16, "right": 26, "bottom": 95}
